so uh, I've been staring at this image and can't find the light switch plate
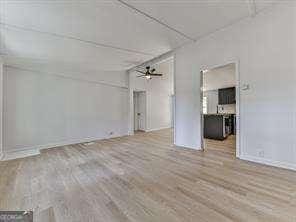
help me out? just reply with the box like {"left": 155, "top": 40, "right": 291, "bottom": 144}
{"left": 242, "top": 84, "right": 250, "bottom": 90}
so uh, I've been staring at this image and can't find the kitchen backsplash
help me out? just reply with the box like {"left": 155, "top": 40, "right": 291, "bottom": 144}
{"left": 218, "top": 104, "right": 236, "bottom": 114}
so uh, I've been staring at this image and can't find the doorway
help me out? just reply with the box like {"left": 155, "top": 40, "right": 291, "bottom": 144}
{"left": 133, "top": 91, "right": 146, "bottom": 132}
{"left": 200, "top": 62, "right": 240, "bottom": 157}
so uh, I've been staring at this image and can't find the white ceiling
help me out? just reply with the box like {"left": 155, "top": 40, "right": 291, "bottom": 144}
{"left": 203, "top": 63, "right": 236, "bottom": 91}
{"left": 0, "top": 0, "right": 276, "bottom": 72}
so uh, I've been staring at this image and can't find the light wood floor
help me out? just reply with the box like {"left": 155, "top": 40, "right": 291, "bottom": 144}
{"left": 1, "top": 129, "right": 296, "bottom": 222}
{"left": 204, "top": 135, "right": 236, "bottom": 155}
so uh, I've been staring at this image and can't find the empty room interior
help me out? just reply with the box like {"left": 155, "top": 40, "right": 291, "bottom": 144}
{"left": 0, "top": 1, "right": 296, "bottom": 222}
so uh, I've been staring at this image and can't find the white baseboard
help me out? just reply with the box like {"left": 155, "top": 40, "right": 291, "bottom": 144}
{"left": 1, "top": 133, "right": 128, "bottom": 161}
{"left": 240, "top": 154, "right": 296, "bottom": 171}
{"left": 2, "top": 148, "right": 40, "bottom": 161}
{"left": 174, "top": 142, "right": 202, "bottom": 151}
{"left": 145, "top": 126, "right": 172, "bottom": 132}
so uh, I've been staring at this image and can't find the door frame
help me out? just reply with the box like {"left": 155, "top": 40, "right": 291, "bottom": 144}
{"left": 133, "top": 90, "right": 147, "bottom": 132}
{"left": 200, "top": 60, "right": 241, "bottom": 158}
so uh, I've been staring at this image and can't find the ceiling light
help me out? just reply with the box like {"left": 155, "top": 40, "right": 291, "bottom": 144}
{"left": 146, "top": 75, "right": 151, "bottom": 79}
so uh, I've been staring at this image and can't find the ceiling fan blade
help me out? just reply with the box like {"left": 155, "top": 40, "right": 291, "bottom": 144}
{"left": 136, "top": 70, "right": 146, "bottom": 74}
{"left": 150, "top": 73, "right": 163, "bottom": 76}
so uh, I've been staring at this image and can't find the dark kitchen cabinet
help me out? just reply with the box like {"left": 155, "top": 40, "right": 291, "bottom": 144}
{"left": 218, "top": 87, "right": 236, "bottom": 104}
{"left": 231, "top": 114, "right": 236, "bottom": 135}
{"left": 204, "top": 115, "right": 225, "bottom": 140}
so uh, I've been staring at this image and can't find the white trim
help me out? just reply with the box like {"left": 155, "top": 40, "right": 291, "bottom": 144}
{"left": 200, "top": 59, "right": 241, "bottom": 158}
{"left": 144, "top": 91, "right": 148, "bottom": 132}
{"left": 0, "top": 61, "right": 3, "bottom": 160}
{"left": 145, "top": 126, "right": 171, "bottom": 132}
{"left": 175, "top": 143, "right": 202, "bottom": 151}
{"left": 1, "top": 23, "right": 152, "bottom": 58}
{"left": 234, "top": 61, "right": 241, "bottom": 158}
{"left": 152, "top": 56, "right": 174, "bottom": 67}
{"left": 1, "top": 133, "right": 128, "bottom": 161}
{"left": 5, "top": 65, "right": 128, "bottom": 90}
{"left": 240, "top": 155, "right": 296, "bottom": 171}
{"left": 200, "top": 70, "right": 204, "bottom": 150}
{"left": 2, "top": 148, "right": 40, "bottom": 161}
{"left": 173, "top": 53, "right": 177, "bottom": 145}
{"left": 127, "top": 75, "right": 134, "bottom": 136}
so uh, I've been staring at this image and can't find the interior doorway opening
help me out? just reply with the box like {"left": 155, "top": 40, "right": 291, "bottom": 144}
{"left": 200, "top": 62, "right": 240, "bottom": 157}
{"left": 133, "top": 91, "right": 146, "bottom": 133}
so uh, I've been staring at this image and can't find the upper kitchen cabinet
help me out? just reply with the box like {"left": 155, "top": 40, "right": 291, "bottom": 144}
{"left": 218, "top": 87, "right": 236, "bottom": 104}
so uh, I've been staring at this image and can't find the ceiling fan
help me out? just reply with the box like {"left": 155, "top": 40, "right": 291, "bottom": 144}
{"left": 136, "top": 66, "right": 163, "bottom": 79}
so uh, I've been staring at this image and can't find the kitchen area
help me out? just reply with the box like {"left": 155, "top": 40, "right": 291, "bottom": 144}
{"left": 202, "top": 63, "right": 236, "bottom": 154}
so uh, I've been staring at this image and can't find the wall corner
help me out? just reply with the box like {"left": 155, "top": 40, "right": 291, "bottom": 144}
{"left": 0, "top": 60, "right": 3, "bottom": 160}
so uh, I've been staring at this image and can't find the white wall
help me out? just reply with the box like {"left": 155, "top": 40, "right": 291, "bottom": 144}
{"left": 203, "top": 63, "right": 236, "bottom": 91}
{"left": 129, "top": 57, "right": 174, "bottom": 133}
{"left": 175, "top": 2, "right": 296, "bottom": 170}
{"left": 204, "top": 90, "right": 218, "bottom": 114}
{"left": 0, "top": 60, "right": 3, "bottom": 159}
{"left": 3, "top": 66, "right": 129, "bottom": 155}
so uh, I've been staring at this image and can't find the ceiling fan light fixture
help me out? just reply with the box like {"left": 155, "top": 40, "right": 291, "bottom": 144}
{"left": 136, "top": 67, "right": 162, "bottom": 79}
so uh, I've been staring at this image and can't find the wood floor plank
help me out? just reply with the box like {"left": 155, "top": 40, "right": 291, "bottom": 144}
{"left": 1, "top": 129, "right": 296, "bottom": 221}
